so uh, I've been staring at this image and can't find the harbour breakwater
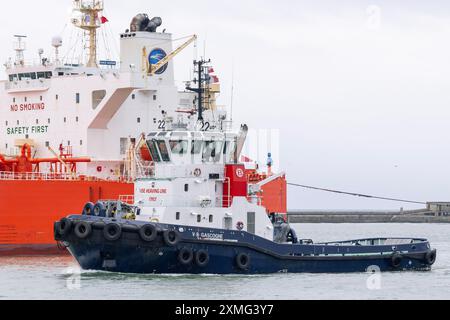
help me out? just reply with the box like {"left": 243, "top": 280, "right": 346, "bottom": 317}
{"left": 288, "top": 209, "right": 450, "bottom": 224}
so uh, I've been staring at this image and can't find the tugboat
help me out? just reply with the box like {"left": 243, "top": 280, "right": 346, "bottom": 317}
{"left": 54, "top": 59, "right": 437, "bottom": 275}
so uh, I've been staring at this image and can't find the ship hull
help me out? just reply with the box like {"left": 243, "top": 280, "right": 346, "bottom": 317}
{"left": 0, "top": 180, "right": 133, "bottom": 256}
{"left": 56, "top": 216, "right": 436, "bottom": 274}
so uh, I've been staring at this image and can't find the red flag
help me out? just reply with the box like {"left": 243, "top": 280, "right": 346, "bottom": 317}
{"left": 101, "top": 16, "right": 109, "bottom": 24}
{"left": 208, "top": 67, "right": 215, "bottom": 74}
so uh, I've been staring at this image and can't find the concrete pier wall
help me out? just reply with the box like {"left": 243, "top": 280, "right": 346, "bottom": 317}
{"left": 288, "top": 210, "right": 450, "bottom": 224}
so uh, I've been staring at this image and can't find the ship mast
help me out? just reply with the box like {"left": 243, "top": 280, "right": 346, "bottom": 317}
{"left": 72, "top": 0, "right": 104, "bottom": 67}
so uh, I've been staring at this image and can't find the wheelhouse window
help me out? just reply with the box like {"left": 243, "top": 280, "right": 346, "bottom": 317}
{"left": 146, "top": 140, "right": 161, "bottom": 162}
{"left": 191, "top": 140, "right": 203, "bottom": 155}
{"left": 156, "top": 140, "right": 171, "bottom": 162}
{"left": 203, "top": 141, "right": 222, "bottom": 162}
{"left": 169, "top": 140, "right": 188, "bottom": 155}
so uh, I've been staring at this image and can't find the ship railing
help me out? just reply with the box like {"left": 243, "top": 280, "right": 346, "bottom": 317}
{"left": 0, "top": 171, "right": 73, "bottom": 181}
{"left": 320, "top": 238, "right": 427, "bottom": 246}
{"left": 220, "top": 120, "right": 234, "bottom": 132}
{"left": 0, "top": 171, "right": 133, "bottom": 182}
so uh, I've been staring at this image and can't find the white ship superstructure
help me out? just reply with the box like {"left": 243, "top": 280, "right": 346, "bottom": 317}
{"left": 0, "top": 0, "right": 224, "bottom": 179}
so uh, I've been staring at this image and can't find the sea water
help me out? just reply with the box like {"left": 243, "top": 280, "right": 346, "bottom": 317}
{"left": 0, "top": 223, "right": 449, "bottom": 300}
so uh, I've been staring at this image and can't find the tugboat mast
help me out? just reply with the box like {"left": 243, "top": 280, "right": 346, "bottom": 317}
{"left": 187, "top": 58, "right": 211, "bottom": 122}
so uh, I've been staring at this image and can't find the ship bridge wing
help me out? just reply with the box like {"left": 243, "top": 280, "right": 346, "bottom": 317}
{"left": 88, "top": 72, "right": 146, "bottom": 129}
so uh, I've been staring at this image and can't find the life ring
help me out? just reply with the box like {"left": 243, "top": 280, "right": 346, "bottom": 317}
{"left": 425, "top": 249, "right": 437, "bottom": 266}
{"left": 82, "top": 202, "right": 95, "bottom": 216}
{"left": 178, "top": 248, "right": 194, "bottom": 265}
{"left": 236, "top": 253, "right": 251, "bottom": 270}
{"left": 236, "top": 221, "right": 245, "bottom": 231}
{"left": 194, "top": 168, "right": 202, "bottom": 177}
{"left": 58, "top": 218, "right": 73, "bottom": 237}
{"left": 74, "top": 221, "right": 92, "bottom": 239}
{"left": 103, "top": 223, "right": 122, "bottom": 241}
{"left": 163, "top": 230, "right": 180, "bottom": 247}
{"left": 391, "top": 252, "right": 403, "bottom": 268}
{"left": 195, "top": 250, "right": 210, "bottom": 268}
{"left": 139, "top": 224, "right": 158, "bottom": 242}
{"left": 94, "top": 203, "right": 106, "bottom": 217}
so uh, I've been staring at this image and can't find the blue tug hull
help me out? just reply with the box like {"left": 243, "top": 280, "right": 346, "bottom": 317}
{"left": 55, "top": 216, "right": 436, "bottom": 275}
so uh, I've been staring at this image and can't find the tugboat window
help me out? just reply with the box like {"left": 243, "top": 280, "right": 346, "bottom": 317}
{"left": 191, "top": 140, "right": 203, "bottom": 154}
{"left": 176, "top": 212, "right": 180, "bottom": 220}
{"left": 156, "top": 140, "right": 171, "bottom": 162}
{"left": 170, "top": 140, "right": 188, "bottom": 155}
{"left": 197, "top": 215, "right": 202, "bottom": 223}
{"left": 202, "top": 141, "right": 217, "bottom": 162}
{"left": 209, "top": 215, "right": 214, "bottom": 223}
{"left": 147, "top": 140, "right": 161, "bottom": 162}
{"left": 184, "top": 184, "right": 189, "bottom": 192}
{"left": 214, "top": 142, "right": 223, "bottom": 162}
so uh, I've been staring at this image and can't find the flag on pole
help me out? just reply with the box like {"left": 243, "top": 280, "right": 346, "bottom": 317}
{"left": 101, "top": 16, "right": 109, "bottom": 24}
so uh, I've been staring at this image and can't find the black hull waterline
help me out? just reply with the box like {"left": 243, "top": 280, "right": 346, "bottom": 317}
{"left": 55, "top": 216, "right": 437, "bottom": 275}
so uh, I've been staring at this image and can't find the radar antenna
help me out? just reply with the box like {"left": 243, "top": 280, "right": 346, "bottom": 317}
{"left": 71, "top": 0, "right": 104, "bottom": 67}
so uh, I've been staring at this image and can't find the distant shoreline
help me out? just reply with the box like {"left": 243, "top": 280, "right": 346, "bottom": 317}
{"left": 288, "top": 209, "right": 450, "bottom": 223}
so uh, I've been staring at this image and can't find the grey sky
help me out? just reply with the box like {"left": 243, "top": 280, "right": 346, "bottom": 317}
{"left": 1, "top": 1, "right": 449, "bottom": 210}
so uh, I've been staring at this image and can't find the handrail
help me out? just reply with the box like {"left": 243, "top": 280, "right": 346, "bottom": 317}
{"left": 0, "top": 171, "right": 133, "bottom": 182}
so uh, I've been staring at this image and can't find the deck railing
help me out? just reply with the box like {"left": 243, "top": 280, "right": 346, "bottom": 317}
{"left": 0, "top": 171, "right": 132, "bottom": 182}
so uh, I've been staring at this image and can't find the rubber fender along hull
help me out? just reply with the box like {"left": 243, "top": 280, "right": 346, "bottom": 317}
{"left": 56, "top": 216, "right": 436, "bottom": 275}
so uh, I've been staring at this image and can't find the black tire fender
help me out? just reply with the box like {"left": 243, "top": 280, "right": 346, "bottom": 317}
{"left": 139, "top": 224, "right": 158, "bottom": 242}
{"left": 236, "top": 253, "right": 251, "bottom": 270}
{"left": 178, "top": 248, "right": 194, "bottom": 265}
{"left": 82, "top": 202, "right": 95, "bottom": 216}
{"left": 391, "top": 252, "right": 403, "bottom": 268}
{"left": 103, "top": 223, "right": 122, "bottom": 241}
{"left": 57, "top": 218, "right": 73, "bottom": 237}
{"left": 163, "top": 230, "right": 180, "bottom": 247}
{"left": 74, "top": 221, "right": 92, "bottom": 239}
{"left": 425, "top": 249, "right": 437, "bottom": 266}
{"left": 195, "top": 250, "right": 210, "bottom": 268}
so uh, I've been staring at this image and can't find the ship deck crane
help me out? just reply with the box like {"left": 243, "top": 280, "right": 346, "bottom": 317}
{"left": 148, "top": 35, "right": 197, "bottom": 75}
